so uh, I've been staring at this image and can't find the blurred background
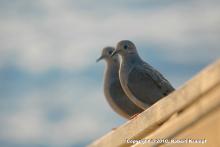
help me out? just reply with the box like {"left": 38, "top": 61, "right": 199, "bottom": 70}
{"left": 0, "top": 0, "right": 220, "bottom": 147}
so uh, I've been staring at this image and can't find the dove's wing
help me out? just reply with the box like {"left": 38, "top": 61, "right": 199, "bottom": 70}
{"left": 127, "top": 63, "right": 175, "bottom": 105}
{"left": 127, "top": 66, "right": 163, "bottom": 105}
{"left": 142, "top": 62, "right": 175, "bottom": 94}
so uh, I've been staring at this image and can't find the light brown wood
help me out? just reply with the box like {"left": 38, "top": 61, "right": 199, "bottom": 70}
{"left": 162, "top": 107, "right": 220, "bottom": 147}
{"left": 89, "top": 59, "right": 220, "bottom": 147}
{"left": 133, "top": 83, "right": 220, "bottom": 147}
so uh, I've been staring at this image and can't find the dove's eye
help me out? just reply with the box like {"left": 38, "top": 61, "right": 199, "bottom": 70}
{"left": 108, "top": 50, "right": 113, "bottom": 54}
{"left": 123, "top": 45, "right": 128, "bottom": 50}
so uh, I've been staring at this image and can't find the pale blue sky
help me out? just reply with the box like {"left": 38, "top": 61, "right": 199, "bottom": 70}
{"left": 0, "top": 0, "right": 220, "bottom": 147}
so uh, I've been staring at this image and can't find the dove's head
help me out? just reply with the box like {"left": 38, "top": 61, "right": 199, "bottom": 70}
{"left": 112, "top": 40, "right": 137, "bottom": 57}
{"left": 96, "top": 47, "right": 118, "bottom": 62}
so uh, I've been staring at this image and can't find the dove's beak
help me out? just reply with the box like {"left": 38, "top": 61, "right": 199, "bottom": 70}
{"left": 111, "top": 50, "right": 119, "bottom": 57}
{"left": 96, "top": 55, "right": 105, "bottom": 62}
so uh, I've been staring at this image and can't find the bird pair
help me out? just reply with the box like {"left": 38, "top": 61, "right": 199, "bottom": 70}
{"left": 97, "top": 40, "right": 175, "bottom": 119}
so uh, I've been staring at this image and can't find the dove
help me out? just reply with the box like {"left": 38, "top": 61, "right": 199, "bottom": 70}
{"left": 97, "top": 46, "right": 143, "bottom": 119}
{"left": 111, "top": 40, "right": 175, "bottom": 109}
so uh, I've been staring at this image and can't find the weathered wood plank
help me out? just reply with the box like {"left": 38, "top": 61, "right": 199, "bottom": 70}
{"left": 162, "top": 107, "right": 220, "bottom": 147}
{"left": 133, "top": 83, "right": 220, "bottom": 147}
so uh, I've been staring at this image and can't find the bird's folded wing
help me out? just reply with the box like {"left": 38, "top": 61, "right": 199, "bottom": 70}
{"left": 140, "top": 63, "right": 175, "bottom": 92}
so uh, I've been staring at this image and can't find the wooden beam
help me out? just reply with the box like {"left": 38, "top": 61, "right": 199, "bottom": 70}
{"left": 133, "top": 83, "right": 220, "bottom": 147}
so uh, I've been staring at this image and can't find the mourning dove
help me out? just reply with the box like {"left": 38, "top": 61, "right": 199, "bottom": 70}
{"left": 111, "top": 40, "right": 175, "bottom": 109}
{"left": 97, "top": 46, "right": 143, "bottom": 119}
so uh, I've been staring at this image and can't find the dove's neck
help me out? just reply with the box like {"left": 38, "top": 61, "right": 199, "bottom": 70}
{"left": 104, "top": 59, "right": 120, "bottom": 86}
{"left": 121, "top": 52, "right": 142, "bottom": 65}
